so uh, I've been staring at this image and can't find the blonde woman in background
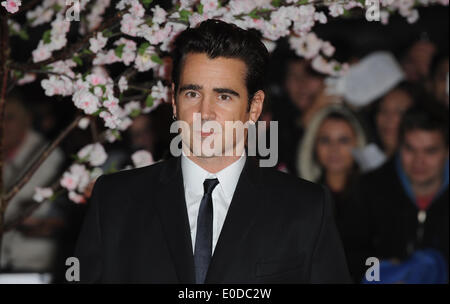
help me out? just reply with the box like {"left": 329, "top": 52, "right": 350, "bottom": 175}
{"left": 297, "top": 104, "right": 367, "bottom": 282}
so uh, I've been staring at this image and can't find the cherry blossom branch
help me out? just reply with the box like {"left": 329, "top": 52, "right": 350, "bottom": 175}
{"left": 120, "top": 93, "right": 147, "bottom": 102}
{"left": 90, "top": 116, "right": 99, "bottom": 142}
{"left": 114, "top": 67, "right": 137, "bottom": 84}
{"left": 9, "top": 64, "right": 76, "bottom": 81}
{"left": 2, "top": 115, "right": 83, "bottom": 205}
{"left": 128, "top": 84, "right": 152, "bottom": 92}
{"left": 9, "top": 11, "right": 124, "bottom": 71}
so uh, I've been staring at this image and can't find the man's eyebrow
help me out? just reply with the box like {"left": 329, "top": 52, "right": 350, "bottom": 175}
{"left": 179, "top": 84, "right": 202, "bottom": 92}
{"left": 213, "top": 88, "right": 240, "bottom": 97}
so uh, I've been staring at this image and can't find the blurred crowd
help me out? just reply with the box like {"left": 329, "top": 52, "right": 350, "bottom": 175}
{"left": 267, "top": 40, "right": 448, "bottom": 283}
{"left": 1, "top": 17, "right": 449, "bottom": 283}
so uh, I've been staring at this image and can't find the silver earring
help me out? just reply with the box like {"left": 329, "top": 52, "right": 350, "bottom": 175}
{"left": 172, "top": 114, "right": 177, "bottom": 121}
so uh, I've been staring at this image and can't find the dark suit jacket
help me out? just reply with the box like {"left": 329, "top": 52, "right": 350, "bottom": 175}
{"left": 74, "top": 156, "right": 351, "bottom": 283}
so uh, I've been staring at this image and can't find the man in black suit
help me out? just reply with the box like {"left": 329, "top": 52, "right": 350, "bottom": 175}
{"left": 74, "top": 19, "right": 351, "bottom": 284}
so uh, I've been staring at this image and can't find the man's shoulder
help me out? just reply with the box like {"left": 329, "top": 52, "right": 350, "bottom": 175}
{"left": 259, "top": 165, "right": 322, "bottom": 190}
{"left": 256, "top": 164, "right": 325, "bottom": 204}
{"left": 95, "top": 157, "right": 171, "bottom": 190}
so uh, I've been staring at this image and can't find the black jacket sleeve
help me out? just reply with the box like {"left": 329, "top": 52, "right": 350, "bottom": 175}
{"left": 73, "top": 175, "right": 105, "bottom": 283}
{"left": 309, "top": 186, "right": 353, "bottom": 283}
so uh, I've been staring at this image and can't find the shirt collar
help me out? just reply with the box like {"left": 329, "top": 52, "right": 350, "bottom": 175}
{"left": 181, "top": 151, "right": 247, "bottom": 201}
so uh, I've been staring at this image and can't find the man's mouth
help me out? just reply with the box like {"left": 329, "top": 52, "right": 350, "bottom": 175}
{"left": 200, "top": 131, "right": 214, "bottom": 137}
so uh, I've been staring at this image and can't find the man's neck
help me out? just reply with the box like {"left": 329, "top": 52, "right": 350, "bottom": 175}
{"left": 412, "top": 178, "right": 442, "bottom": 198}
{"left": 186, "top": 155, "right": 242, "bottom": 173}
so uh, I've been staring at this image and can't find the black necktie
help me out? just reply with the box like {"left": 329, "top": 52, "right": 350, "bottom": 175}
{"left": 194, "top": 178, "right": 219, "bottom": 284}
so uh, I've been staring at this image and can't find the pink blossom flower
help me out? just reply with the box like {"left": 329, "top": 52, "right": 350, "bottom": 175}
{"left": 262, "top": 21, "right": 289, "bottom": 41}
{"left": 151, "top": 80, "right": 169, "bottom": 103}
{"left": 41, "top": 76, "right": 62, "bottom": 96}
{"left": 94, "top": 86, "right": 104, "bottom": 97}
{"left": 100, "top": 110, "right": 122, "bottom": 129}
{"left": 86, "top": 73, "right": 107, "bottom": 86}
{"left": 129, "top": 0, "right": 145, "bottom": 18}
{"left": 103, "top": 95, "right": 121, "bottom": 115}
{"left": 77, "top": 143, "right": 108, "bottom": 166}
{"left": 33, "top": 187, "right": 53, "bottom": 203}
{"left": 120, "top": 13, "right": 142, "bottom": 36}
{"left": 124, "top": 101, "right": 141, "bottom": 115}
{"left": 32, "top": 42, "right": 51, "bottom": 63}
{"left": 132, "top": 150, "right": 154, "bottom": 168}
{"left": 228, "top": 0, "right": 256, "bottom": 15}
{"left": 61, "top": 164, "right": 90, "bottom": 193}
{"left": 1, "top": 0, "right": 21, "bottom": 14}
{"left": 189, "top": 12, "right": 208, "bottom": 28}
{"left": 51, "top": 14, "right": 71, "bottom": 36}
{"left": 140, "top": 23, "right": 170, "bottom": 46}
{"left": 89, "top": 32, "right": 108, "bottom": 53}
{"left": 49, "top": 59, "right": 77, "bottom": 78}
{"left": 311, "top": 56, "right": 346, "bottom": 77}
{"left": 93, "top": 50, "right": 121, "bottom": 65}
{"left": 151, "top": 5, "right": 167, "bottom": 25}
{"left": 86, "top": 0, "right": 111, "bottom": 32}
{"left": 73, "top": 89, "right": 101, "bottom": 114}
{"left": 201, "top": 0, "right": 219, "bottom": 13}
{"left": 329, "top": 3, "right": 344, "bottom": 17}
{"left": 407, "top": 9, "right": 419, "bottom": 23}
{"left": 78, "top": 117, "right": 91, "bottom": 129}
{"left": 26, "top": 5, "right": 54, "bottom": 27}
{"left": 17, "top": 73, "right": 36, "bottom": 85}
{"left": 270, "top": 6, "right": 292, "bottom": 31}
{"left": 114, "top": 38, "right": 137, "bottom": 65}
{"left": 61, "top": 173, "right": 78, "bottom": 191}
{"left": 314, "top": 12, "right": 327, "bottom": 24}
{"left": 118, "top": 117, "right": 133, "bottom": 131}
{"left": 118, "top": 76, "right": 128, "bottom": 92}
{"left": 69, "top": 191, "right": 86, "bottom": 204}
{"left": 134, "top": 46, "right": 158, "bottom": 72}
{"left": 105, "top": 129, "right": 119, "bottom": 143}
{"left": 380, "top": 10, "right": 390, "bottom": 25}
{"left": 289, "top": 33, "right": 323, "bottom": 59}
{"left": 321, "top": 41, "right": 336, "bottom": 57}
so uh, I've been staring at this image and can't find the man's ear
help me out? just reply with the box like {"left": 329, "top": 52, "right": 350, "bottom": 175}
{"left": 171, "top": 83, "right": 177, "bottom": 118}
{"left": 248, "top": 90, "right": 265, "bottom": 123}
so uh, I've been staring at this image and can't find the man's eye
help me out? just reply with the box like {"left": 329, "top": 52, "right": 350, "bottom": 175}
{"left": 185, "top": 91, "right": 198, "bottom": 98}
{"left": 219, "top": 94, "right": 231, "bottom": 101}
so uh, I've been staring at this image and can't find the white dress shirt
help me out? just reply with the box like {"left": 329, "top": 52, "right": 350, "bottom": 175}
{"left": 181, "top": 152, "right": 246, "bottom": 254}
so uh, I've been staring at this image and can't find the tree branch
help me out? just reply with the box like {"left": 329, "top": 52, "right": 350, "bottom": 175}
{"left": 2, "top": 115, "right": 83, "bottom": 205}
{"left": 3, "top": 179, "right": 65, "bottom": 233}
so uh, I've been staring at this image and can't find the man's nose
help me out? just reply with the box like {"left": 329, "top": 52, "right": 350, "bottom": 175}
{"left": 200, "top": 99, "right": 215, "bottom": 120}
{"left": 412, "top": 153, "right": 426, "bottom": 166}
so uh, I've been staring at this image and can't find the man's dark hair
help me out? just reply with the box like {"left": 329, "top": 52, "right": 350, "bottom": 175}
{"left": 171, "top": 19, "right": 269, "bottom": 110}
{"left": 399, "top": 99, "right": 449, "bottom": 146}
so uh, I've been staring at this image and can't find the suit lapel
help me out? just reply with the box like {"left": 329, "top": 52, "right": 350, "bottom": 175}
{"left": 205, "top": 156, "right": 262, "bottom": 283}
{"left": 153, "top": 156, "right": 196, "bottom": 284}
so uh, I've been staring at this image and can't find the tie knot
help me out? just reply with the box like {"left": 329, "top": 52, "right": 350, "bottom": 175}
{"left": 203, "top": 178, "right": 219, "bottom": 196}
